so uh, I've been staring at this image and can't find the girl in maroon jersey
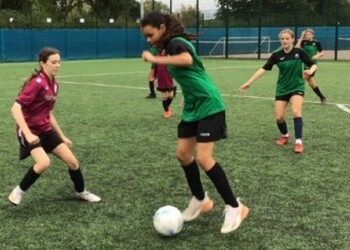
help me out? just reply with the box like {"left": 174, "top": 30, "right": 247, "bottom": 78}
{"left": 154, "top": 49, "right": 176, "bottom": 118}
{"left": 8, "top": 47, "right": 101, "bottom": 205}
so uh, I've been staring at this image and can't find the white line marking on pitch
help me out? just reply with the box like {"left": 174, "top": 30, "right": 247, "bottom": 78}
{"left": 59, "top": 80, "right": 350, "bottom": 107}
{"left": 336, "top": 104, "right": 350, "bottom": 114}
{"left": 57, "top": 71, "right": 148, "bottom": 78}
{"left": 60, "top": 80, "right": 149, "bottom": 90}
{"left": 56, "top": 65, "right": 259, "bottom": 78}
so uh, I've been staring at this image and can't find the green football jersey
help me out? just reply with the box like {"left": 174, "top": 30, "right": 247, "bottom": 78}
{"left": 300, "top": 40, "right": 322, "bottom": 62}
{"left": 148, "top": 46, "right": 158, "bottom": 56}
{"left": 165, "top": 37, "right": 225, "bottom": 122}
{"left": 263, "top": 47, "right": 315, "bottom": 96}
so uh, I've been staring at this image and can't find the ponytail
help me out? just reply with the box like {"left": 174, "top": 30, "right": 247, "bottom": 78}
{"left": 162, "top": 14, "right": 197, "bottom": 48}
{"left": 19, "top": 69, "right": 41, "bottom": 94}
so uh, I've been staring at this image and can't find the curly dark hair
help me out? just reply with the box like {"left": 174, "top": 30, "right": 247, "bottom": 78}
{"left": 141, "top": 12, "right": 196, "bottom": 49}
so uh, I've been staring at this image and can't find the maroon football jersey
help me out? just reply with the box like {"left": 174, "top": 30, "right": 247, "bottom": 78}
{"left": 15, "top": 71, "right": 59, "bottom": 135}
{"left": 154, "top": 54, "right": 174, "bottom": 90}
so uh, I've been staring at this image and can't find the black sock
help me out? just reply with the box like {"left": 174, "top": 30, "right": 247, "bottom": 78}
{"left": 312, "top": 87, "right": 325, "bottom": 99}
{"left": 162, "top": 100, "right": 169, "bottom": 111}
{"left": 293, "top": 117, "right": 303, "bottom": 140}
{"left": 182, "top": 161, "right": 205, "bottom": 200}
{"left": 19, "top": 166, "right": 41, "bottom": 191}
{"left": 69, "top": 168, "right": 85, "bottom": 193}
{"left": 277, "top": 121, "right": 288, "bottom": 135}
{"left": 149, "top": 81, "right": 155, "bottom": 95}
{"left": 166, "top": 97, "right": 173, "bottom": 108}
{"left": 206, "top": 162, "right": 238, "bottom": 207}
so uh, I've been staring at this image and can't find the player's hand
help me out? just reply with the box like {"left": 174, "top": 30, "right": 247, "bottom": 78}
{"left": 142, "top": 51, "right": 156, "bottom": 63}
{"left": 239, "top": 82, "right": 251, "bottom": 92}
{"left": 303, "top": 69, "right": 313, "bottom": 77}
{"left": 26, "top": 134, "right": 40, "bottom": 145}
{"left": 301, "top": 31, "right": 306, "bottom": 38}
{"left": 303, "top": 70, "right": 313, "bottom": 80}
{"left": 62, "top": 136, "right": 73, "bottom": 148}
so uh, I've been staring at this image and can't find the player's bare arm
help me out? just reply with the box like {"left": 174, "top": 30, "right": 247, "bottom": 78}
{"left": 11, "top": 103, "right": 39, "bottom": 144}
{"left": 239, "top": 68, "right": 266, "bottom": 92}
{"left": 49, "top": 113, "right": 72, "bottom": 147}
{"left": 142, "top": 51, "right": 192, "bottom": 66}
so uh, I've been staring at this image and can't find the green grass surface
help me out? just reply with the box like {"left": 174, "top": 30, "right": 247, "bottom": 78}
{"left": 0, "top": 58, "right": 349, "bottom": 249}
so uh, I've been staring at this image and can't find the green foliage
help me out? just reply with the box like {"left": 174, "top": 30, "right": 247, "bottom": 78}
{"left": 84, "top": 0, "right": 125, "bottom": 19}
{"left": 2, "top": 0, "right": 350, "bottom": 28}
{"left": 0, "top": 9, "right": 31, "bottom": 28}
{"left": 216, "top": 0, "right": 350, "bottom": 26}
{"left": 0, "top": 0, "right": 31, "bottom": 11}
{"left": 143, "top": 0, "right": 170, "bottom": 14}
{"left": 0, "top": 0, "right": 141, "bottom": 28}
{"left": 0, "top": 58, "right": 350, "bottom": 249}
{"left": 176, "top": 5, "right": 201, "bottom": 28}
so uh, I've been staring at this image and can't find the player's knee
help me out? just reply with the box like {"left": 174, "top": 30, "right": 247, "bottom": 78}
{"left": 292, "top": 111, "right": 302, "bottom": 118}
{"left": 35, "top": 157, "right": 51, "bottom": 172}
{"left": 276, "top": 117, "right": 285, "bottom": 124}
{"left": 66, "top": 157, "right": 79, "bottom": 170}
{"left": 196, "top": 156, "right": 209, "bottom": 168}
{"left": 176, "top": 150, "right": 191, "bottom": 165}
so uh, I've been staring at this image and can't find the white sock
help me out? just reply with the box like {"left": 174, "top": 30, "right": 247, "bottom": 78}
{"left": 14, "top": 185, "right": 24, "bottom": 194}
{"left": 295, "top": 139, "right": 302, "bottom": 145}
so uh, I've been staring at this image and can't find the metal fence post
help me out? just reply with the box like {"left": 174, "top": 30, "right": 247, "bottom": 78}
{"left": 224, "top": 2, "right": 229, "bottom": 59}
{"left": 257, "top": 0, "right": 262, "bottom": 59}
{"left": 335, "top": 21, "right": 339, "bottom": 61}
{"left": 196, "top": 0, "right": 199, "bottom": 54}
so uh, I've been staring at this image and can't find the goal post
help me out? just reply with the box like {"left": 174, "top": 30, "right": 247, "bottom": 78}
{"left": 198, "top": 36, "right": 272, "bottom": 58}
{"left": 338, "top": 37, "right": 350, "bottom": 49}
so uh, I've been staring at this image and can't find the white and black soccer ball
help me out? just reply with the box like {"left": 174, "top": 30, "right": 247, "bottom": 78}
{"left": 153, "top": 205, "right": 184, "bottom": 236}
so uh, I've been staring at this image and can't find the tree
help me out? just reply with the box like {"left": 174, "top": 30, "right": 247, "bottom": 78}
{"left": 84, "top": 0, "right": 124, "bottom": 19}
{"left": 0, "top": 0, "right": 31, "bottom": 11}
{"left": 215, "top": 0, "right": 350, "bottom": 26}
{"left": 143, "top": 0, "right": 169, "bottom": 14}
{"left": 176, "top": 5, "right": 202, "bottom": 28}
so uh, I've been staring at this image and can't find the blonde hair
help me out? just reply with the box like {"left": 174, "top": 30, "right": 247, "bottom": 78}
{"left": 279, "top": 28, "right": 295, "bottom": 39}
{"left": 304, "top": 28, "right": 314, "bottom": 34}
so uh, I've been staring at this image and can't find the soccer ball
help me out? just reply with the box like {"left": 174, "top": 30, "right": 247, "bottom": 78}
{"left": 153, "top": 205, "right": 184, "bottom": 236}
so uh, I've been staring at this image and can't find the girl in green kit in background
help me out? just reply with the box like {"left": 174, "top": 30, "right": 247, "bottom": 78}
{"left": 240, "top": 29, "right": 317, "bottom": 153}
{"left": 296, "top": 28, "right": 327, "bottom": 104}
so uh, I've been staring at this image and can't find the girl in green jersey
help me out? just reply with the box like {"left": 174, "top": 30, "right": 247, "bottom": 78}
{"left": 240, "top": 29, "right": 317, "bottom": 153}
{"left": 296, "top": 28, "right": 327, "bottom": 104}
{"left": 140, "top": 12, "right": 248, "bottom": 234}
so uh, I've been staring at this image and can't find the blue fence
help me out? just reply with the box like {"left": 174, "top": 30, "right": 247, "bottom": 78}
{"left": 0, "top": 29, "right": 146, "bottom": 62}
{"left": 194, "top": 26, "right": 350, "bottom": 56}
{"left": 1, "top": 27, "right": 349, "bottom": 62}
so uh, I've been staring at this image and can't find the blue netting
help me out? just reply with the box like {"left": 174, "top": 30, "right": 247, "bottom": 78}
{"left": 1, "top": 27, "right": 349, "bottom": 62}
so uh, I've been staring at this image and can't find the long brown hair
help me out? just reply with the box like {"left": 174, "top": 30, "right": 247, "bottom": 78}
{"left": 20, "top": 47, "right": 60, "bottom": 92}
{"left": 141, "top": 12, "right": 197, "bottom": 49}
